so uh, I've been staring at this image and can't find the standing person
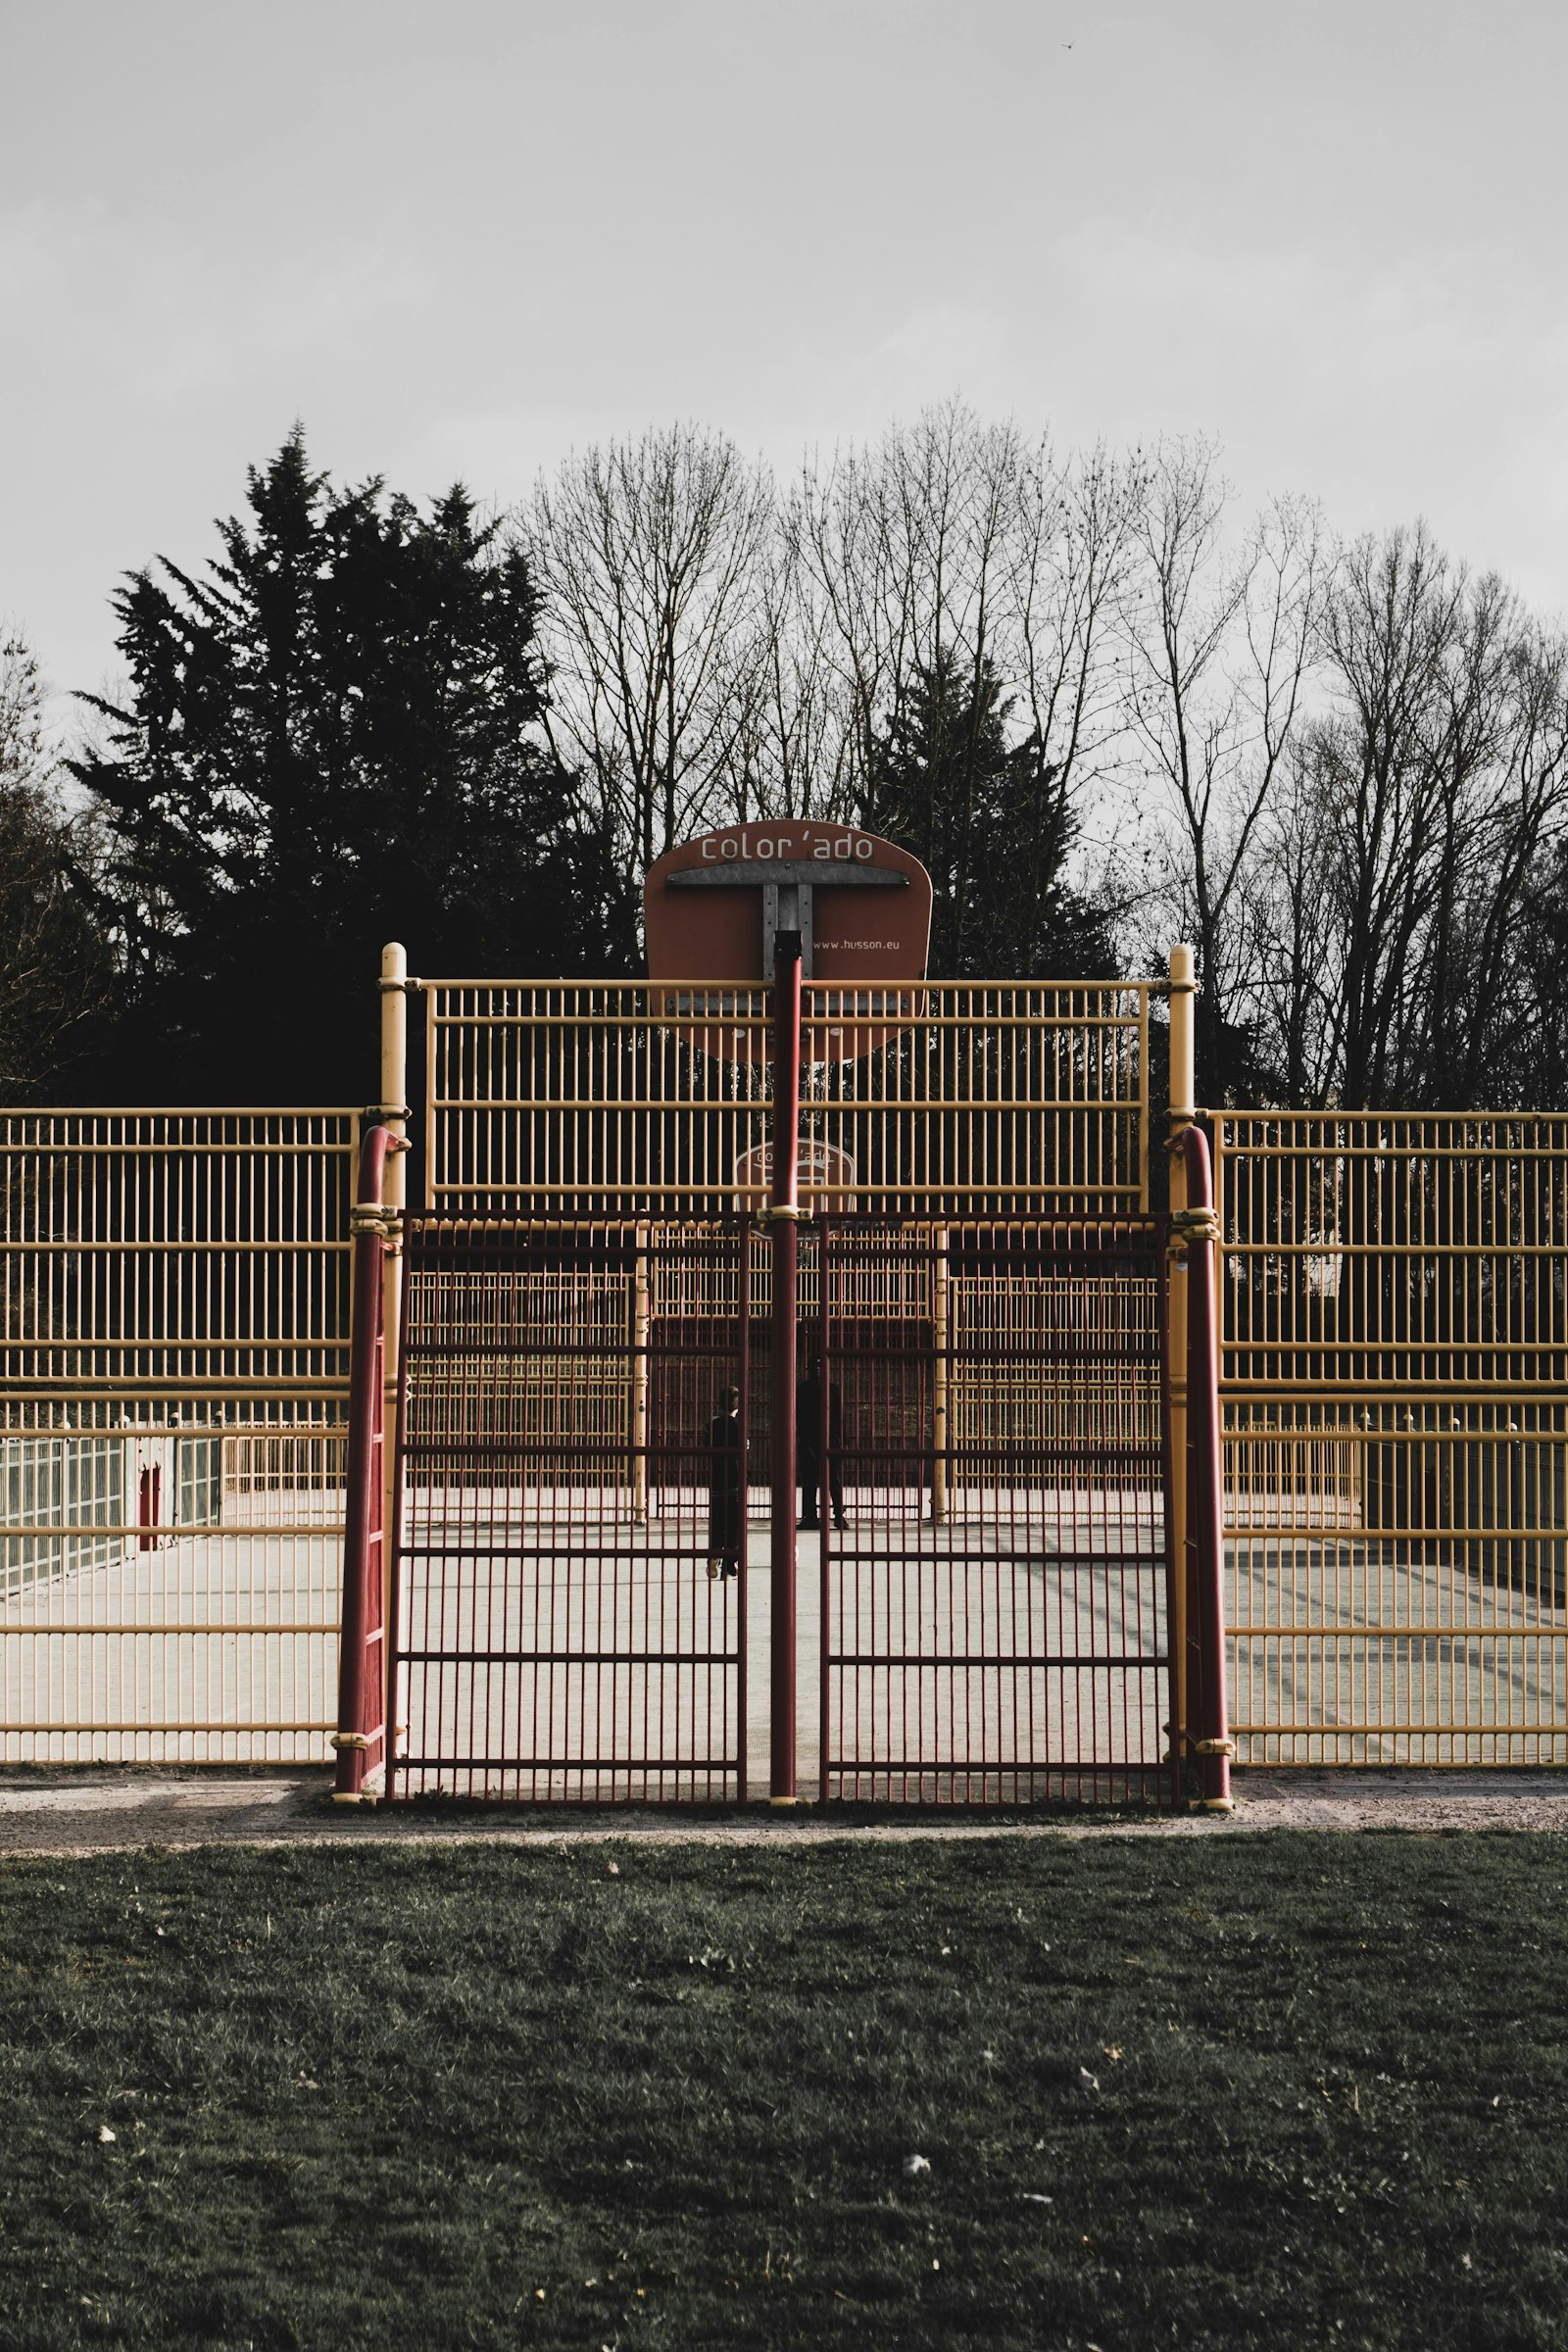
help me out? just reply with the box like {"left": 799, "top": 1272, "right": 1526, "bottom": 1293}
{"left": 707, "top": 1385, "right": 745, "bottom": 1581}
{"left": 797, "top": 1351, "right": 846, "bottom": 1531}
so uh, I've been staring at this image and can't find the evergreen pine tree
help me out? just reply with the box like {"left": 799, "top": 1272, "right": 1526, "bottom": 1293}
{"left": 863, "top": 653, "right": 1114, "bottom": 979}
{"left": 71, "top": 429, "right": 634, "bottom": 1101}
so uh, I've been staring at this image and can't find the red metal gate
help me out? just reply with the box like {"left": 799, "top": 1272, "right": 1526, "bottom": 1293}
{"left": 814, "top": 1218, "right": 1179, "bottom": 1804}
{"left": 384, "top": 1218, "right": 750, "bottom": 1801}
{"left": 351, "top": 956, "right": 1193, "bottom": 1807}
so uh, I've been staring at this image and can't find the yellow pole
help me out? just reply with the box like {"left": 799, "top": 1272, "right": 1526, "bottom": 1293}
{"left": 378, "top": 942, "right": 409, "bottom": 1761}
{"left": 1166, "top": 943, "right": 1197, "bottom": 1768}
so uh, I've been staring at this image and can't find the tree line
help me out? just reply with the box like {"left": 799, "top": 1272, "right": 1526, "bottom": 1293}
{"left": 3, "top": 405, "right": 1564, "bottom": 1107}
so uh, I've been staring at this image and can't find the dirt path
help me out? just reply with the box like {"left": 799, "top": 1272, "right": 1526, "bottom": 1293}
{"left": 0, "top": 1767, "right": 1563, "bottom": 1856}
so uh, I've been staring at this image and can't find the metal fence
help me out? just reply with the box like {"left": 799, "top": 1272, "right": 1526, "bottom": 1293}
{"left": 389, "top": 1218, "right": 750, "bottom": 1801}
{"left": 421, "top": 980, "right": 1152, "bottom": 1219}
{"left": 12, "top": 965, "right": 1567, "bottom": 1783}
{"left": 0, "top": 1110, "right": 357, "bottom": 1760}
{"left": 1213, "top": 1111, "right": 1568, "bottom": 1763}
{"left": 374, "top": 1208, "right": 1176, "bottom": 1805}
{"left": 817, "top": 1218, "right": 1175, "bottom": 1804}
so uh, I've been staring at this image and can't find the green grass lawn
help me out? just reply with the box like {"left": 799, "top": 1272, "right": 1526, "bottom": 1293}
{"left": 2, "top": 1831, "right": 1565, "bottom": 2351}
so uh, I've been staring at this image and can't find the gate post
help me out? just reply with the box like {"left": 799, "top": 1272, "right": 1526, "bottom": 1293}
{"left": 767, "top": 936, "right": 804, "bottom": 1804}
{"left": 1174, "top": 1122, "right": 1234, "bottom": 1814}
{"left": 377, "top": 943, "right": 411, "bottom": 1685}
{"left": 1166, "top": 945, "right": 1196, "bottom": 1763}
{"left": 332, "top": 1123, "right": 406, "bottom": 1801}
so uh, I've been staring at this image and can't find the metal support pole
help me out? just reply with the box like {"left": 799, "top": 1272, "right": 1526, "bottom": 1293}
{"left": 735, "top": 1228, "right": 752, "bottom": 1805}
{"left": 1176, "top": 1122, "right": 1234, "bottom": 1815}
{"left": 377, "top": 944, "right": 410, "bottom": 1699}
{"left": 1165, "top": 943, "right": 1196, "bottom": 1764}
{"left": 768, "top": 933, "right": 804, "bottom": 1804}
{"left": 332, "top": 1124, "right": 405, "bottom": 1802}
{"left": 816, "top": 1209, "right": 831, "bottom": 1803}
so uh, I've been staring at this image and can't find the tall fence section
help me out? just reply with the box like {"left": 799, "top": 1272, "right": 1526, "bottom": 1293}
{"left": 816, "top": 1215, "right": 1178, "bottom": 1805}
{"left": 421, "top": 979, "right": 1152, "bottom": 1220}
{"left": 1214, "top": 1112, "right": 1568, "bottom": 1763}
{"left": 383, "top": 1217, "right": 752, "bottom": 1803}
{"left": 0, "top": 1111, "right": 356, "bottom": 1760}
{"left": 9, "top": 956, "right": 1561, "bottom": 1788}
{"left": 326, "top": 966, "right": 1224, "bottom": 1807}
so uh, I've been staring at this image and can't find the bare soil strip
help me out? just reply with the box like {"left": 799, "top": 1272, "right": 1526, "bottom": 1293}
{"left": 0, "top": 1767, "right": 1563, "bottom": 1854}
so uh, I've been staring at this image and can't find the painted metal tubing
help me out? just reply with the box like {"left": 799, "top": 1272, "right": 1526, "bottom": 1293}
{"left": 735, "top": 1224, "right": 752, "bottom": 1805}
{"left": 769, "top": 938, "right": 803, "bottom": 1802}
{"left": 1178, "top": 1123, "right": 1234, "bottom": 1813}
{"left": 332, "top": 1123, "right": 400, "bottom": 1802}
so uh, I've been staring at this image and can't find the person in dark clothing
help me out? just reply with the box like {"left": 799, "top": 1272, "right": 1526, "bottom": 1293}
{"left": 797, "top": 1353, "right": 846, "bottom": 1531}
{"left": 707, "top": 1385, "right": 744, "bottom": 1580}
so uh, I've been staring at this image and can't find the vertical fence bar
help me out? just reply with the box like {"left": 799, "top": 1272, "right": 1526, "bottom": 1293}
{"left": 332, "top": 1124, "right": 404, "bottom": 1800}
{"left": 1178, "top": 1123, "right": 1234, "bottom": 1813}
{"left": 378, "top": 944, "right": 411, "bottom": 1709}
{"left": 736, "top": 1220, "right": 752, "bottom": 1804}
{"left": 769, "top": 938, "right": 803, "bottom": 1804}
{"left": 1166, "top": 944, "right": 1197, "bottom": 1766}
{"left": 931, "top": 1221, "right": 950, "bottom": 1526}
{"left": 382, "top": 1234, "right": 411, "bottom": 1802}
{"left": 1157, "top": 1227, "right": 1184, "bottom": 1809}
{"left": 632, "top": 1221, "right": 651, "bottom": 1524}
{"left": 817, "top": 1212, "right": 832, "bottom": 1803}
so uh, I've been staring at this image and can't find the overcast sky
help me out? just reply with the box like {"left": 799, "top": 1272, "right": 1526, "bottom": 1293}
{"left": 4, "top": 0, "right": 1565, "bottom": 728}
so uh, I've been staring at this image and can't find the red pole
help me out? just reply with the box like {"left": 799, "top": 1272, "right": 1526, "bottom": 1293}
{"left": 817, "top": 1209, "right": 831, "bottom": 1804}
{"left": 769, "top": 938, "right": 803, "bottom": 1803}
{"left": 1178, "top": 1125, "right": 1234, "bottom": 1814}
{"left": 735, "top": 1224, "right": 752, "bottom": 1806}
{"left": 332, "top": 1124, "right": 405, "bottom": 1803}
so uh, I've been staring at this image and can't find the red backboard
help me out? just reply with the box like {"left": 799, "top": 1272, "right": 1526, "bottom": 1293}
{"left": 645, "top": 822, "right": 932, "bottom": 1061}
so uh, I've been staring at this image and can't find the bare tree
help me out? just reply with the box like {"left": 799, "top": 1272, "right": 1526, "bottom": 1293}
{"left": 522, "top": 401, "right": 1148, "bottom": 926}
{"left": 0, "top": 631, "right": 113, "bottom": 1096}
{"left": 1123, "top": 439, "right": 1324, "bottom": 1103}
{"left": 794, "top": 399, "right": 1146, "bottom": 826}
{"left": 1007, "top": 435, "right": 1150, "bottom": 808}
{"left": 729, "top": 523, "right": 859, "bottom": 822}
{"left": 0, "top": 628, "right": 48, "bottom": 790}
{"left": 522, "top": 425, "right": 775, "bottom": 874}
{"left": 1263, "top": 528, "right": 1568, "bottom": 1107}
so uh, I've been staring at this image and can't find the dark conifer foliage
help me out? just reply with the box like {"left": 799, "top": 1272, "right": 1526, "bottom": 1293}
{"left": 862, "top": 653, "right": 1114, "bottom": 980}
{"left": 71, "top": 430, "right": 634, "bottom": 1102}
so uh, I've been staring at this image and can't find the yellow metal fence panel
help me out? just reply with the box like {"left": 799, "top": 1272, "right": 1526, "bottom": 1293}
{"left": 423, "top": 980, "right": 1152, "bottom": 1218}
{"left": 1214, "top": 1112, "right": 1568, "bottom": 1764}
{"left": 0, "top": 1111, "right": 357, "bottom": 1761}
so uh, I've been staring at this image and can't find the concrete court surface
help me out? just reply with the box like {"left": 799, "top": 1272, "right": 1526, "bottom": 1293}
{"left": 4, "top": 1491, "right": 1565, "bottom": 1784}
{"left": 393, "top": 1499, "right": 1170, "bottom": 1800}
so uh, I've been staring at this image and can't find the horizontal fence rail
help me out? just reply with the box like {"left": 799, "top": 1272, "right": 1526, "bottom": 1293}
{"left": 1214, "top": 1112, "right": 1568, "bottom": 1765}
{"left": 0, "top": 1110, "right": 358, "bottom": 1760}
{"left": 422, "top": 980, "right": 1152, "bottom": 1220}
